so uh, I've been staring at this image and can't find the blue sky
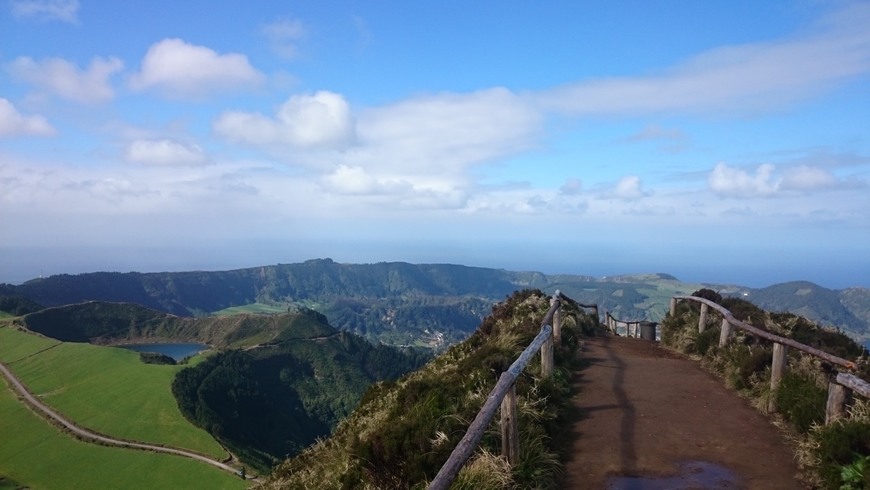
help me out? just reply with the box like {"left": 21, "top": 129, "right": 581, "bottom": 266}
{"left": 1, "top": 1, "right": 869, "bottom": 288}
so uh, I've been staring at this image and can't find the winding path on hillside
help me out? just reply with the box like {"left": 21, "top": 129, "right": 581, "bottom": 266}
{"left": 0, "top": 360, "right": 248, "bottom": 479}
{"left": 562, "top": 336, "right": 803, "bottom": 489}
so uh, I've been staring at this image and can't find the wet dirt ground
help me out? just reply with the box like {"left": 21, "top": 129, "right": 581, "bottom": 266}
{"left": 562, "top": 336, "right": 803, "bottom": 489}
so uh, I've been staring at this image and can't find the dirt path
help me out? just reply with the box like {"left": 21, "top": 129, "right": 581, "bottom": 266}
{"left": 562, "top": 336, "right": 803, "bottom": 489}
{"left": 0, "top": 360, "right": 250, "bottom": 479}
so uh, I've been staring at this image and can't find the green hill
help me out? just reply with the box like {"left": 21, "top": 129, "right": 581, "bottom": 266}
{"left": 740, "top": 281, "right": 870, "bottom": 345}
{"left": 260, "top": 290, "right": 600, "bottom": 489}
{"left": 16, "top": 302, "right": 430, "bottom": 472}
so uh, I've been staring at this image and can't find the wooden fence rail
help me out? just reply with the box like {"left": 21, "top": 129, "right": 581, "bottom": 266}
{"left": 605, "top": 312, "right": 658, "bottom": 341}
{"left": 671, "top": 295, "right": 868, "bottom": 420}
{"left": 428, "top": 291, "right": 581, "bottom": 490}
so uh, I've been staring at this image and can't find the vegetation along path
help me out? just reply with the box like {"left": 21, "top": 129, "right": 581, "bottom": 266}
{"left": 563, "top": 336, "right": 802, "bottom": 489}
{"left": 0, "top": 360, "right": 247, "bottom": 478}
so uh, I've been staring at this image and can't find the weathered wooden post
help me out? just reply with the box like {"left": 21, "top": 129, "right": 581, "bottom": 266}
{"left": 592, "top": 305, "right": 599, "bottom": 328}
{"left": 551, "top": 297, "right": 562, "bottom": 344}
{"left": 768, "top": 342, "right": 788, "bottom": 413}
{"left": 718, "top": 318, "right": 733, "bottom": 347}
{"left": 670, "top": 297, "right": 677, "bottom": 316}
{"left": 825, "top": 380, "right": 847, "bottom": 424}
{"left": 541, "top": 336, "right": 553, "bottom": 378}
{"left": 500, "top": 384, "right": 519, "bottom": 464}
{"left": 826, "top": 373, "right": 870, "bottom": 424}
{"left": 698, "top": 303, "right": 708, "bottom": 333}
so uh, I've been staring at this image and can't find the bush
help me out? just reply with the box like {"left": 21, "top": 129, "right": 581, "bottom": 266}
{"left": 813, "top": 420, "right": 870, "bottom": 489}
{"left": 775, "top": 372, "right": 826, "bottom": 433}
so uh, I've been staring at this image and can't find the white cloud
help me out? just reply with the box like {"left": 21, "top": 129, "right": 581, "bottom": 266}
{"left": 708, "top": 163, "right": 780, "bottom": 198}
{"left": 129, "top": 38, "right": 264, "bottom": 97}
{"left": 535, "top": 3, "right": 870, "bottom": 116}
{"left": 214, "top": 91, "right": 355, "bottom": 148}
{"left": 261, "top": 18, "right": 307, "bottom": 59}
{"left": 216, "top": 87, "right": 540, "bottom": 209}
{"left": 780, "top": 165, "right": 838, "bottom": 191}
{"left": 0, "top": 98, "right": 55, "bottom": 136}
{"left": 10, "top": 0, "right": 79, "bottom": 23}
{"left": 355, "top": 87, "right": 541, "bottom": 175}
{"left": 124, "top": 139, "right": 208, "bottom": 166}
{"left": 7, "top": 56, "right": 123, "bottom": 103}
{"left": 320, "top": 164, "right": 414, "bottom": 196}
{"left": 612, "top": 175, "right": 648, "bottom": 200}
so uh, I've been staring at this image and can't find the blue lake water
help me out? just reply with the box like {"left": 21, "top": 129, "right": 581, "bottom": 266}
{"left": 119, "top": 343, "right": 208, "bottom": 361}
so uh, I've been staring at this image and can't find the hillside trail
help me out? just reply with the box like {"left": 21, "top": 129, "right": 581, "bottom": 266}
{"left": 562, "top": 336, "right": 804, "bottom": 489}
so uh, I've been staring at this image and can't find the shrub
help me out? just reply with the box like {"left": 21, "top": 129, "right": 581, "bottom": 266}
{"left": 775, "top": 372, "right": 826, "bottom": 433}
{"left": 812, "top": 420, "right": 870, "bottom": 489}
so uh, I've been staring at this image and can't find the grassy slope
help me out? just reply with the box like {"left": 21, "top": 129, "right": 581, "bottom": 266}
{"left": 0, "top": 324, "right": 226, "bottom": 459}
{"left": 212, "top": 303, "right": 289, "bottom": 316}
{"left": 0, "top": 377, "right": 248, "bottom": 490}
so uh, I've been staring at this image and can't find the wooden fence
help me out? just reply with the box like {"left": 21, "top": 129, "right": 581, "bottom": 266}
{"left": 671, "top": 295, "right": 870, "bottom": 421}
{"left": 604, "top": 312, "right": 657, "bottom": 339}
{"left": 428, "top": 291, "right": 581, "bottom": 490}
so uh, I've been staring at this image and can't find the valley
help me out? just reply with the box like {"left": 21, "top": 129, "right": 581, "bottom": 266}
{"left": 1, "top": 260, "right": 868, "bottom": 488}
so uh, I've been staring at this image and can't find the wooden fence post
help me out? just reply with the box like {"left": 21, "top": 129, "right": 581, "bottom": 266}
{"left": 670, "top": 297, "right": 677, "bottom": 317}
{"left": 500, "top": 384, "right": 519, "bottom": 465}
{"left": 825, "top": 381, "right": 847, "bottom": 424}
{"left": 699, "top": 303, "right": 708, "bottom": 333}
{"left": 592, "top": 306, "right": 599, "bottom": 328}
{"left": 768, "top": 343, "right": 788, "bottom": 413}
{"left": 552, "top": 299, "right": 562, "bottom": 344}
{"left": 541, "top": 336, "right": 553, "bottom": 378}
{"left": 718, "top": 318, "right": 732, "bottom": 347}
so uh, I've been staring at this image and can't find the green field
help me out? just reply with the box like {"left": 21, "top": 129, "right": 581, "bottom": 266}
{"left": 0, "top": 324, "right": 226, "bottom": 459}
{"left": 212, "top": 303, "right": 289, "bottom": 316}
{"left": 0, "top": 376, "right": 249, "bottom": 490}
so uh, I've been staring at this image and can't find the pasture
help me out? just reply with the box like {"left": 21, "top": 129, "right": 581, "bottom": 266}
{"left": 0, "top": 324, "right": 226, "bottom": 459}
{"left": 0, "top": 380, "right": 248, "bottom": 490}
{"left": 212, "top": 302, "right": 288, "bottom": 316}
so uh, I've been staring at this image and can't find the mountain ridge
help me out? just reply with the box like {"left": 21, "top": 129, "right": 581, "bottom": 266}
{"left": 2, "top": 259, "right": 867, "bottom": 347}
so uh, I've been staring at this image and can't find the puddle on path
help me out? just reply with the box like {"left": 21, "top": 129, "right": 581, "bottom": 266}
{"left": 605, "top": 461, "right": 743, "bottom": 489}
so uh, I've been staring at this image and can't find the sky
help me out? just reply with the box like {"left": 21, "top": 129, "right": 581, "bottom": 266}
{"left": 1, "top": 0, "right": 869, "bottom": 288}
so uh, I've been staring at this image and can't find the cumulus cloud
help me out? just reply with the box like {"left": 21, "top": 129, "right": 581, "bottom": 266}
{"left": 708, "top": 162, "right": 864, "bottom": 198}
{"left": 129, "top": 38, "right": 265, "bottom": 97}
{"left": 124, "top": 139, "right": 208, "bottom": 166}
{"left": 320, "top": 165, "right": 412, "bottom": 196}
{"left": 535, "top": 2, "right": 870, "bottom": 116}
{"left": 612, "top": 175, "right": 648, "bottom": 200}
{"left": 0, "top": 98, "right": 55, "bottom": 136}
{"left": 261, "top": 18, "right": 307, "bottom": 59}
{"left": 10, "top": 0, "right": 79, "bottom": 23}
{"left": 708, "top": 163, "right": 780, "bottom": 198}
{"left": 7, "top": 56, "right": 123, "bottom": 103}
{"left": 214, "top": 91, "right": 355, "bottom": 148}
